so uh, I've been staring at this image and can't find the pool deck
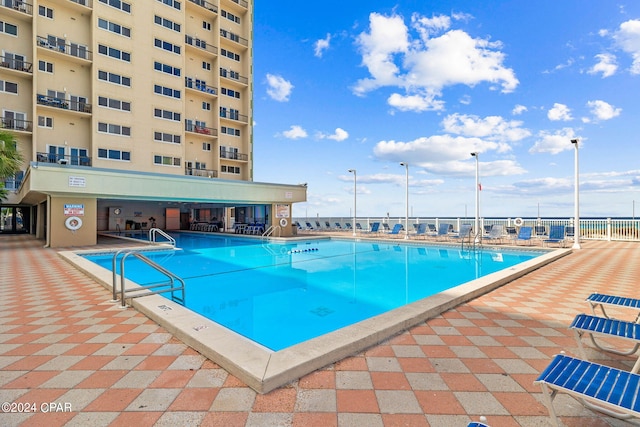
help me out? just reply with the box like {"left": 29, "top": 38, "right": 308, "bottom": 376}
{"left": 2, "top": 234, "right": 640, "bottom": 426}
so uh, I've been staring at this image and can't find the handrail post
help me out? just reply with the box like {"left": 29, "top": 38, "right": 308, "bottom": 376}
{"left": 607, "top": 218, "right": 612, "bottom": 241}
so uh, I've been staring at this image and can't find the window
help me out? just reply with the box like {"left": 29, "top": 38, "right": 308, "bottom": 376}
{"left": 220, "top": 29, "right": 242, "bottom": 44}
{"left": 98, "top": 44, "right": 131, "bottom": 62}
{"left": 220, "top": 48, "right": 240, "bottom": 62}
{"left": 202, "top": 142, "right": 211, "bottom": 151}
{"left": 38, "top": 6, "right": 54, "bottom": 19}
{"left": 202, "top": 61, "right": 211, "bottom": 71}
{"left": 98, "top": 70, "right": 131, "bottom": 87}
{"left": 97, "top": 18, "right": 131, "bottom": 37}
{"left": 98, "top": 148, "right": 131, "bottom": 161}
{"left": 98, "top": 122, "right": 131, "bottom": 136}
{"left": 154, "top": 38, "right": 181, "bottom": 55}
{"left": 154, "top": 131, "right": 181, "bottom": 144}
{"left": 153, "top": 61, "right": 181, "bottom": 77}
{"left": 154, "top": 155, "right": 181, "bottom": 166}
{"left": 221, "top": 87, "right": 240, "bottom": 99}
{"left": 38, "top": 60, "right": 54, "bottom": 73}
{"left": 221, "top": 126, "right": 240, "bottom": 136}
{"left": 154, "top": 15, "right": 181, "bottom": 32}
{"left": 221, "top": 10, "right": 241, "bottom": 24}
{"left": 153, "top": 108, "right": 181, "bottom": 121}
{"left": 157, "top": 0, "right": 181, "bottom": 10}
{"left": 154, "top": 85, "right": 180, "bottom": 99}
{"left": 220, "top": 107, "right": 239, "bottom": 120}
{"left": 202, "top": 21, "right": 211, "bottom": 31}
{"left": 98, "top": 96, "right": 131, "bottom": 112}
{"left": 0, "top": 80, "right": 18, "bottom": 94}
{"left": 202, "top": 102, "right": 211, "bottom": 111}
{"left": 38, "top": 116, "right": 54, "bottom": 128}
{"left": 98, "top": 0, "right": 131, "bottom": 13}
{"left": 221, "top": 165, "right": 240, "bottom": 174}
{"left": 0, "top": 21, "right": 18, "bottom": 36}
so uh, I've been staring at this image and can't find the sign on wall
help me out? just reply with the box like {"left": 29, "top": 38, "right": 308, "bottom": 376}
{"left": 64, "top": 204, "right": 84, "bottom": 216}
{"left": 68, "top": 176, "right": 86, "bottom": 187}
{"left": 275, "top": 204, "right": 290, "bottom": 218}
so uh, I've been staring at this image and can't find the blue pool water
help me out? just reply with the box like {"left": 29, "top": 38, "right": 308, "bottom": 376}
{"left": 85, "top": 234, "right": 544, "bottom": 350}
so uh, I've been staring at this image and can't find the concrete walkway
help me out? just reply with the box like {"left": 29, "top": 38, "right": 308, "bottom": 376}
{"left": 1, "top": 235, "right": 639, "bottom": 426}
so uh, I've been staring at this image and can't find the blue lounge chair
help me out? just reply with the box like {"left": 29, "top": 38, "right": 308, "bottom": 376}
{"left": 514, "top": 226, "right": 532, "bottom": 245}
{"left": 534, "top": 225, "right": 547, "bottom": 238}
{"left": 484, "top": 224, "right": 504, "bottom": 244}
{"left": 305, "top": 221, "right": 314, "bottom": 230}
{"left": 387, "top": 223, "right": 403, "bottom": 236}
{"left": 412, "top": 223, "right": 428, "bottom": 239}
{"left": 367, "top": 222, "right": 380, "bottom": 233}
{"left": 450, "top": 224, "right": 473, "bottom": 242}
{"left": 355, "top": 223, "right": 363, "bottom": 231}
{"left": 543, "top": 225, "right": 566, "bottom": 247}
{"left": 344, "top": 222, "right": 353, "bottom": 230}
{"left": 467, "top": 422, "right": 490, "bottom": 427}
{"left": 435, "top": 223, "right": 451, "bottom": 240}
{"left": 570, "top": 313, "right": 640, "bottom": 366}
{"left": 535, "top": 353, "right": 640, "bottom": 425}
{"left": 381, "top": 223, "right": 391, "bottom": 232}
{"left": 426, "top": 224, "right": 437, "bottom": 236}
{"left": 334, "top": 222, "right": 342, "bottom": 230}
{"left": 586, "top": 293, "right": 640, "bottom": 322}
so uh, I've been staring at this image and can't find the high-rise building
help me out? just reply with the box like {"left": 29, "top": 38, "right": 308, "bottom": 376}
{"left": 0, "top": 0, "right": 306, "bottom": 246}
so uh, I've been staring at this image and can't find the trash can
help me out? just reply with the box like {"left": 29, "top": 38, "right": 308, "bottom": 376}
{"left": 291, "top": 223, "right": 297, "bottom": 235}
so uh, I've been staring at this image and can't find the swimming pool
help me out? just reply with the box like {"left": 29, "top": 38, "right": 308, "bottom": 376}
{"left": 83, "top": 234, "right": 544, "bottom": 351}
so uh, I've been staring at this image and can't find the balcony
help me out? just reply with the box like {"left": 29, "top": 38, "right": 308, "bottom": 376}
{"left": 185, "top": 167, "right": 217, "bottom": 178}
{"left": 219, "top": 109, "right": 248, "bottom": 123}
{"left": 37, "top": 94, "right": 92, "bottom": 113}
{"left": 185, "top": 77, "right": 217, "bottom": 95}
{"left": 188, "top": 0, "right": 217, "bottom": 14}
{"left": 1, "top": 117, "right": 32, "bottom": 132}
{"left": 225, "top": 0, "right": 248, "bottom": 9}
{"left": 1, "top": 0, "right": 33, "bottom": 17}
{"left": 220, "top": 68, "right": 248, "bottom": 86}
{"left": 0, "top": 56, "right": 32, "bottom": 73}
{"left": 37, "top": 36, "right": 92, "bottom": 62}
{"left": 185, "top": 35, "right": 218, "bottom": 57}
{"left": 185, "top": 121, "right": 218, "bottom": 137}
{"left": 3, "top": 170, "right": 24, "bottom": 191}
{"left": 220, "top": 150, "right": 248, "bottom": 161}
{"left": 220, "top": 29, "right": 248, "bottom": 47}
{"left": 36, "top": 152, "right": 92, "bottom": 167}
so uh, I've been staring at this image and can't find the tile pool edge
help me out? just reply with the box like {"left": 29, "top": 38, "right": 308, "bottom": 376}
{"left": 58, "top": 246, "right": 571, "bottom": 394}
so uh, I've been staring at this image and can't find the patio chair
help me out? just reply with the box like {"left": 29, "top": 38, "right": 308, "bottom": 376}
{"left": 325, "top": 221, "right": 332, "bottom": 230}
{"left": 305, "top": 221, "right": 314, "bottom": 230}
{"left": 450, "top": 224, "right": 473, "bottom": 242}
{"left": 467, "top": 422, "right": 490, "bottom": 427}
{"left": 344, "top": 222, "right": 353, "bottom": 230}
{"left": 534, "top": 225, "right": 547, "bottom": 238}
{"left": 514, "top": 226, "right": 533, "bottom": 245}
{"left": 543, "top": 225, "right": 566, "bottom": 247}
{"left": 334, "top": 222, "right": 342, "bottom": 230}
{"left": 412, "top": 223, "right": 428, "bottom": 239}
{"left": 367, "top": 222, "right": 381, "bottom": 233}
{"left": 381, "top": 223, "right": 391, "bottom": 232}
{"left": 355, "top": 223, "right": 363, "bottom": 231}
{"left": 426, "top": 224, "right": 437, "bottom": 236}
{"left": 586, "top": 293, "right": 640, "bottom": 322}
{"left": 386, "top": 223, "right": 403, "bottom": 236}
{"left": 484, "top": 224, "right": 504, "bottom": 244}
{"left": 535, "top": 353, "right": 640, "bottom": 425}
{"left": 435, "top": 223, "right": 451, "bottom": 240}
{"left": 570, "top": 313, "right": 640, "bottom": 371}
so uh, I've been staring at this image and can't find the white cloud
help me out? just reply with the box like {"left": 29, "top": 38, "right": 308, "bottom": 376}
{"left": 529, "top": 128, "right": 579, "bottom": 155}
{"left": 547, "top": 103, "right": 573, "bottom": 121}
{"left": 353, "top": 13, "right": 518, "bottom": 110}
{"left": 314, "top": 33, "right": 331, "bottom": 58}
{"left": 587, "top": 100, "right": 621, "bottom": 121}
{"left": 588, "top": 53, "right": 618, "bottom": 77}
{"left": 266, "top": 73, "right": 294, "bottom": 102}
{"left": 441, "top": 113, "right": 531, "bottom": 144}
{"left": 319, "top": 128, "right": 349, "bottom": 141}
{"left": 512, "top": 104, "right": 527, "bottom": 115}
{"left": 282, "top": 125, "right": 307, "bottom": 139}
{"left": 340, "top": 172, "right": 443, "bottom": 188}
{"left": 613, "top": 19, "right": 640, "bottom": 74}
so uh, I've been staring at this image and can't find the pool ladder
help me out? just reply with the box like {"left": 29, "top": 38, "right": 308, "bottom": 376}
{"left": 262, "top": 225, "right": 281, "bottom": 239}
{"left": 149, "top": 227, "right": 176, "bottom": 246}
{"left": 112, "top": 248, "right": 185, "bottom": 308}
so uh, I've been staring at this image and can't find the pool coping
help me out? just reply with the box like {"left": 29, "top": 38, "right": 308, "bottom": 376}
{"left": 59, "top": 240, "right": 571, "bottom": 393}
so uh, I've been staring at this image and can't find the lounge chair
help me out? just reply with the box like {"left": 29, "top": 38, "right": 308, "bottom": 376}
{"left": 381, "top": 223, "right": 391, "bottom": 232}
{"left": 543, "top": 225, "right": 566, "bottom": 247}
{"left": 514, "top": 226, "right": 532, "bottom": 245}
{"left": 426, "top": 224, "right": 437, "bottom": 236}
{"left": 386, "top": 223, "right": 403, "bottom": 236}
{"left": 355, "top": 223, "right": 363, "bottom": 231}
{"left": 586, "top": 293, "right": 640, "bottom": 322}
{"left": 344, "top": 222, "right": 353, "bottom": 230}
{"left": 467, "top": 421, "right": 490, "bottom": 427}
{"left": 315, "top": 221, "right": 322, "bottom": 230}
{"left": 305, "top": 221, "right": 314, "bottom": 230}
{"left": 334, "top": 222, "right": 342, "bottom": 230}
{"left": 570, "top": 313, "right": 640, "bottom": 370}
{"left": 505, "top": 226, "right": 517, "bottom": 241}
{"left": 412, "top": 223, "right": 428, "bottom": 239}
{"left": 435, "top": 223, "right": 451, "bottom": 240}
{"left": 450, "top": 224, "right": 473, "bottom": 242}
{"left": 367, "top": 222, "right": 380, "bottom": 233}
{"left": 535, "top": 353, "right": 640, "bottom": 425}
{"left": 534, "top": 225, "right": 547, "bottom": 238}
{"left": 484, "top": 224, "right": 504, "bottom": 244}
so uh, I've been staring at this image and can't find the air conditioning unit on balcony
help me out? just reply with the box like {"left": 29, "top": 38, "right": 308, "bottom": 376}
{"left": 57, "top": 158, "right": 68, "bottom": 165}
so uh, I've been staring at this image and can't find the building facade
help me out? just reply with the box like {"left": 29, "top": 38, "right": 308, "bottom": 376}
{"left": 0, "top": 0, "right": 306, "bottom": 246}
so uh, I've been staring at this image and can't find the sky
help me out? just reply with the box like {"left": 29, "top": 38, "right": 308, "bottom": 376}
{"left": 251, "top": 1, "right": 640, "bottom": 219}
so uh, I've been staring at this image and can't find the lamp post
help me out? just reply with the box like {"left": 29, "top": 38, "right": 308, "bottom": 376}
{"left": 571, "top": 139, "right": 581, "bottom": 249}
{"left": 400, "top": 162, "right": 409, "bottom": 239}
{"left": 348, "top": 169, "right": 357, "bottom": 237}
{"left": 471, "top": 152, "right": 480, "bottom": 243}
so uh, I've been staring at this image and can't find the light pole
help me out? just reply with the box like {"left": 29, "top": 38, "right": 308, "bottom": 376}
{"left": 400, "top": 162, "right": 409, "bottom": 239}
{"left": 471, "top": 152, "right": 480, "bottom": 243}
{"left": 348, "top": 169, "right": 357, "bottom": 237}
{"left": 571, "top": 139, "right": 581, "bottom": 249}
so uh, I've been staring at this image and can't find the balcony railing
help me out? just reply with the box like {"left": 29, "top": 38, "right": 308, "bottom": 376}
{"left": 0, "top": 55, "right": 33, "bottom": 73}
{"left": 220, "top": 29, "right": 248, "bottom": 47}
{"left": 36, "top": 152, "right": 92, "bottom": 166}
{"left": 227, "top": 0, "right": 248, "bottom": 9}
{"left": 1, "top": 117, "right": 32, "bottom": 132}
{"left": 188, "top": 0, "right": 217, "bottom": 13}
{"left": 1, "top": 0, "right": 32, "bottom": 15}
{"left": 69, "top": 0, "right": 91, "bottom": 7}
{"left": 185, "top": 167, "right": 217, "bottom": 178}
{"left": 185, "top": 35, "right": 218, "bottom": 56}
{"left": 220, "top": 68, "right": 248, "bottom": 85}
{"left": 185, "top": 122, "right": 218, "bottom": 136}
{"left": 185, "top": 78, "right": 217, "bottom": 95}
{"left": 37, "top": 36, "right": 92, "bottom": 61}
{"left": 220, "top": 150, "right": 248, "bottom": 161}
{"left": 37, "top": 94, "right": 92, "bottom": 113}
{"left": 219, "top": 110, "right": 248, "bottom": 123}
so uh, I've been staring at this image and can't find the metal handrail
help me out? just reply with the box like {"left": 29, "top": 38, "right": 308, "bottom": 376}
{"left": 149, "top": 228, "right": 176, "bottom": 246}
{"left": 262, "top": 225, "right": 280, "bottom": 239}
{"left": 118, "top": 251, "right": 185, "bottom": 307}
{"left": 111, "top": 247, "right": 175, "bottom": 302}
